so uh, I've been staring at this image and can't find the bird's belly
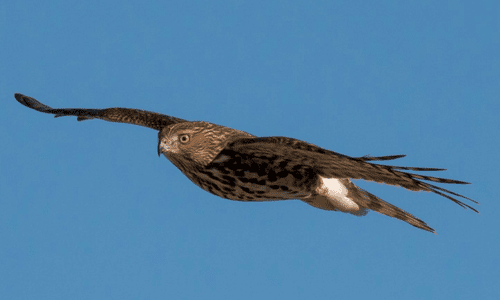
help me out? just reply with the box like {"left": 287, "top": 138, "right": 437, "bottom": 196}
{"left": 187, "top": 166, "right": 314, "bottom": 202}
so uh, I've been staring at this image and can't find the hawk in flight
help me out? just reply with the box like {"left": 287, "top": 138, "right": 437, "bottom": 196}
{"left": 14, "top": 93, "right": 478, "bottom": 233}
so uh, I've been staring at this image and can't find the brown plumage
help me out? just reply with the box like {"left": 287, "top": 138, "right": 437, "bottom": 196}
{"left": 14, "top": 93, "right": 479, "bottom": 233}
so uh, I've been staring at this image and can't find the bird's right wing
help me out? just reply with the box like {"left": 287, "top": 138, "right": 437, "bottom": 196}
{"left": 14, "top": 93, "right": 187, "bottom": 131}
{"left": 226, "top": 136, "right": 478, "bottom": 212}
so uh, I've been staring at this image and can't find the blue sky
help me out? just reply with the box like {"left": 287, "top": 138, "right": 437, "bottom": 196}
{"left": 1, "top": 1, "right": 499, "bottom": 299}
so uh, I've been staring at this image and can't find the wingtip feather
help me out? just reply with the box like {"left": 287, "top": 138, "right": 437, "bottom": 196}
{"left": 14, "top": 93, "right": 27, "bottom": 105}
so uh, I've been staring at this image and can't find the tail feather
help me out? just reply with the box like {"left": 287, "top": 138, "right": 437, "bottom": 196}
{"left": 390, "top": 166, "right": 446, "bottom": 171}
{"left": 301, "top": 177, "right": 436, "bottom": 233}
{"left": 383, "top": 169, "right": 479, "bottom": 213}
{"left": 354, "top": 161, "right": 478, "bottom": 213}
{"left": 358, "top": 154, "right": 446, "bottom": 170}
{"left": 340, "top": 179, "right": 435, "bottom": 233}
{"left": 359, "top": 154, "right": 407, "bottom": 161}
{"left": 422, "top": 182, "right": 479, "bottom": 212}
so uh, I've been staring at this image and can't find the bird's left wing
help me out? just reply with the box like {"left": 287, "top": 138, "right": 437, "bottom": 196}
{"left": 226, "top": 136, "right": 478, "bottom": 212}
{"left": 14, "top": 93, "right": 187, "bottom": 131}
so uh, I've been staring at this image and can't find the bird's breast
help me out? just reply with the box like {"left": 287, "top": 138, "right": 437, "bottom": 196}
{"left": 178, "top": 152, "right": 319, "bottom": 202}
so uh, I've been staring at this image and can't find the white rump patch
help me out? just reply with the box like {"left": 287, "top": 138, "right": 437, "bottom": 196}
{"left": 317, "top": 177, "right": 360, "bottom": 211}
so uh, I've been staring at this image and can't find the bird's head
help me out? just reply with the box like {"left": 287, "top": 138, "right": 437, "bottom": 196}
{"left": 157, "top": 121, "right": 253, "bottom": 167}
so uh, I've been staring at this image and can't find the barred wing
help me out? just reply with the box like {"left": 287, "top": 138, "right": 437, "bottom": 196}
{"left": 14, "top": 93, "right": 187, "bottom": 131}
{"left": 227, "top": 136, "right": 478, "bottom": 212}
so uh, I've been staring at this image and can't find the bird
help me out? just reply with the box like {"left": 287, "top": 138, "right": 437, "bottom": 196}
{"left": 14, "top": 93, "right": 478, "bottom": 233}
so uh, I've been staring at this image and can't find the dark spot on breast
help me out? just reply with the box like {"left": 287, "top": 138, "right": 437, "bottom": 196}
{"left": 210, "top": 183, "right": 222, "bottom": 192}
{"left": 240, "top": 186, "right": 254, "bottom": 194}
{"left": 267, "top": 170, "right": 277, "bottom": 182}
{"left": 291, "top": 164, "right": 306, "bottom": 172}
{"left": 295, "top": 173, "right": 305, "bottom": 181}
{"left": 218, "top": 168, "right": 231, "bottom": 174}
{"left": 255, "top": 179, "right": 267, "bottom": 186}
{"left": 277, "top": 170, "right": 289, "bottom": 178}
{"left": 278, "top": 159, "right": 290, "bottom": 169}
{"left": 222, "top": 186, "right": 234, "bottom": 192}
{"left": 222, "top": 175, "right": 235, "bottom": 183}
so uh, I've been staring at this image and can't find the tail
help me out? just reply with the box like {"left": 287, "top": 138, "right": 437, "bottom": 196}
{"left": 341, "top": 179, "right": 435, "bottom": 233}
{"left": 349, "top": 154, "right": 479, "bottom": 213}
{"left": 302, "top": 178, "right": 435, "bottom": 233}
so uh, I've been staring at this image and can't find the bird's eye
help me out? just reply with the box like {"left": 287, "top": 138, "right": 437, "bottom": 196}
{"left": 179, "top": 134, "right": 190, "bottom": 144}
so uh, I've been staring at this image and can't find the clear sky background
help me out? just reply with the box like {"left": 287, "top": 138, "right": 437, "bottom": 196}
{"left": 1, "top": 1, "right": 499, "bottom": 299}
